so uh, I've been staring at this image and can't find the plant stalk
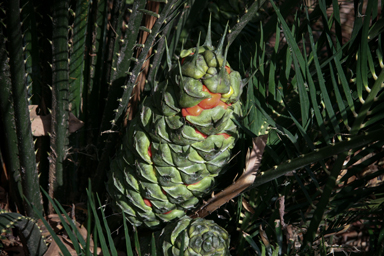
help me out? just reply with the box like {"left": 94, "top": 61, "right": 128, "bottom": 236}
{"left": 49, "top": 0, "right": 69, "bottom": 211}
{"left": 7, "top": 0, "right": 43, "bottom": 218}
{"left": 0, "top": 28, "right": 25, "bottom": 214}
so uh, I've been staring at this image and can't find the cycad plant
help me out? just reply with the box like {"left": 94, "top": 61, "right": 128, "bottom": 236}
{"left": 233, "top": 0, "right": 384, "bottom": 254}
{"left": 1, "top": 0, "right": 384, "bottom": 255}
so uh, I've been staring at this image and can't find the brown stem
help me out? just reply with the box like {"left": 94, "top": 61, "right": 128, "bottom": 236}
{"left": 126, "top": 1, "right": 160, "bottom": 122}
{"left": 278, "top": 195, "right": 286, "bottom": 228}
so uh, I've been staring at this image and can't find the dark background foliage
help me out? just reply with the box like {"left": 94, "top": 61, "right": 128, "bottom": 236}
{"left": 1, "top": 0, "right": 384, "bottom": 255}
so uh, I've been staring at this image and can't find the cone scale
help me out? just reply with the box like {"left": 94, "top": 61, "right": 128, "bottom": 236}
{"left": 107, "top": 24, "right": 243, "bottom": 228}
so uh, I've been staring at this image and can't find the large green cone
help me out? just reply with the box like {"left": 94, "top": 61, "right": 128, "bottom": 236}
{"left": 107, "top": 36, "right": 243, "bottom": 228}
{"left": 160, "top": 216, "right": 230, "bottom": 256}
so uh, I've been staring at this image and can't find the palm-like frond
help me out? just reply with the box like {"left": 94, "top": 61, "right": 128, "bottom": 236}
{"left": 238, "top": 0, "right": 384, "bottom": 254}
{"left": 1, "top": 0, "right": 383, "bottom": 254}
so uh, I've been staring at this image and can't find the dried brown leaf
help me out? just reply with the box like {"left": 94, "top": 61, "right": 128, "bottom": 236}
{"left": 29, "top": 105, "right": 51, "bottom": 136}
{"left": 44, "top": 235, "right": 80, "bottom": 256}
{"left": 68, "top": 112, "right": 84, "bottom": 133}
{"left": 241, "top": 198, "right": 255, "bottom": 214}
{"left": 44, "top": 214, "right": 97, "bottom": 254}
{"left": 29, "top": 105, "right": 84, "bottom": 136}
{"left": 259, "top": 224, "right": 270, "bottom": 248}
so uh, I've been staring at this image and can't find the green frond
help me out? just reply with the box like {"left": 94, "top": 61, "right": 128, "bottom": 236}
{"left": 50, "top": 0, "right": 69, "bottom": 201}
{"left": 111, "top": 0, "right": 186, "bottom": 125}
{"left": 0, "top": 210, "right": 47, "bottom": 255}
{"left": 0, "top": 28, "right": 24, "bottom": 214}
{"left": 7, "top": 0, "right": 42, "bottom": 218}
{"left": 69, "top": 0, "right": 90, "bottom": 117}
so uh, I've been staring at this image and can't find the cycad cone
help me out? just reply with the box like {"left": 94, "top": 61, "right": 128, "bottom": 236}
{"left": 107, "top": 25, "right": 243, "bottom": 228}
{"left": 161, "top": 216, "right": 230, "bottom": 256}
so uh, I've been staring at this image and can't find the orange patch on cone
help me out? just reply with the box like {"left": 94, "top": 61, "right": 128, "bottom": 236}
{"left": 218, "top": 133, "right": 231, "bottom": 139}
{"left": 186, "top": 180, "right": 201, "bottom": 186}
{"left": 199, "top": 92, "right": 221, "bottom": 109}
{"left": 148, "top": 144, "right": 152, "bottom": 158}
{"left": 182, "top": 104, "right": 204, "bottom": 117}
{"left": 217, "top": 101, "right": 229, "bottom": 109}
{"left": 195, "top": 129, "right": 208, "bottom": 138}
{"left": 143, "top": 198, "right": 152, "bottom": 207}
{"left": 198, "top": 85, "right": 221, "bottom": 109}
{"left": 202, "top": 85, "right": 209, "bottom": 92}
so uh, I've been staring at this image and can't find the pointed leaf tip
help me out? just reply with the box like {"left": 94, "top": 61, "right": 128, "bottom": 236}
{"left": 219, "top": 44, "right": 230, "bottom": 75}
{"left": 217, "top": 22, "right": 229, "bottom": 54}
{"left": 193, "top": 33, "right": 201, "bottom": 62}
{"left": 165, "top": 37, "right": 172, "bottom": 71}
{"left": 203, "top": 14, "right": 212, "bottom": 47}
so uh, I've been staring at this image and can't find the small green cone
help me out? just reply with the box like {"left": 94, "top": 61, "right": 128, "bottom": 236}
{"left": 160, "top": 216, "right": 230, "bottom": 256}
